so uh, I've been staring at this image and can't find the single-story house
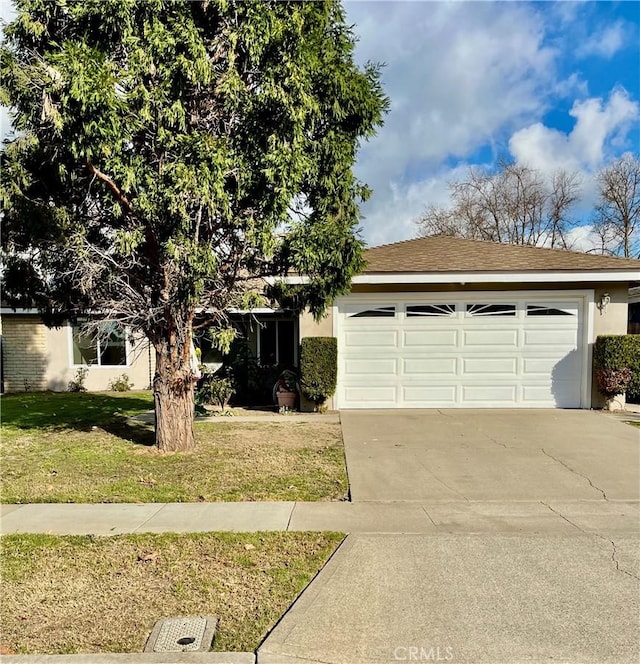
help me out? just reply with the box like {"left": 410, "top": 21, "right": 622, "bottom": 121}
{"left": 1, "top": 236, "right": 638, "bottom": 409}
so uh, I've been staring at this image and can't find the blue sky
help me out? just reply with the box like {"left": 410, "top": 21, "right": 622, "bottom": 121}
{"left": 1, "top": 1, "right": 638, "bottom": 251}
{"left": 345, "top": 1, "right": 640, "bottom": 248}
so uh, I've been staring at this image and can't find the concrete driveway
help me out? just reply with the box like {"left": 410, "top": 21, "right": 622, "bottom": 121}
{"left": 259, "top": 410, "right": 640, "bottom": 663}
{"left": 340, "top": 409, "right": 640, "bottom": 502}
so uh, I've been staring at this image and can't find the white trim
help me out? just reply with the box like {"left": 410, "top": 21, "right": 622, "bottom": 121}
{"left": 333, "top": 289, "right": 593, "bottom": 410}
{"left": 584, "top": 292, "right": 595, "bottom": 409}
{"left": 0, "top": 308, "right": 41, "bottom": 315}
{"left": 278, "top": 271, "right": 638, "bottom": 285}
{"left": 226, "top": 307, "right": 282, "bottom": 314}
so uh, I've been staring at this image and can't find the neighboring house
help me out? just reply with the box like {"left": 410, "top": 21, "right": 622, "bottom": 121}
{"left": 629, "top": 286, "right": 640, "bottom": 335}
{"left": 2, "top": 237, "right": 639, "bottom": 409}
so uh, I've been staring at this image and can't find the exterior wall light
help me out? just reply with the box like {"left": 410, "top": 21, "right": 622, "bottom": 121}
{"left": 598, "top": 292, "right": 611, "bottom": 315}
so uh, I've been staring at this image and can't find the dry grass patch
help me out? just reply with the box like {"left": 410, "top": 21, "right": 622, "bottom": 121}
{"left": 1, "top": 393, "right": 347, "bottom": 503}
{"left": 1, "top": 531, "right": 343, "bottom": 654}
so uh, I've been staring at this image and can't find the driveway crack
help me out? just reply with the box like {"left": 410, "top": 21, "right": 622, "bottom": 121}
{"left": 484, "top": 433, "right": 507, "bottom": 448}
{"left": 541, "top": 502, "right": 639, "bottom": 581}
{"left": 541, "top": 448, "right": 608, "bottom": 501}
{"left": 422, "top": 506, "right": 437, "bottom": 527}
{"left": 412, "top": 452, "right": 469, "bottom": 501}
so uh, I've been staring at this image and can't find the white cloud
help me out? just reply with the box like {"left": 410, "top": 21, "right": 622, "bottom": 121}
{"left": 509, "top": 88, "right": 639, "bottom": 173}
{"left": 565, "top": 224, "right": 617, "bottom": 255}
{"left": 577, "top": 21, "right": 630, "bottom": 59}
{"left": 350, "top": 1, "right": 561, "bottom": 192}
{"left": 346, "top": 2, "right": 639, "bottom": 247}
{"left": 346, "top": 1, "right": 584, "bottom": 245}
{"left": 359, "top": 164, "right": 471, "bottom": 248}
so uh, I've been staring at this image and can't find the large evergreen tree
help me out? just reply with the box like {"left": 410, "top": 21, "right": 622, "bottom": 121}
{"left": 1, "top": 0, "right": 387, "bottom": 450}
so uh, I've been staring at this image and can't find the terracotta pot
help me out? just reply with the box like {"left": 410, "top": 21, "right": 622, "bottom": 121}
{"left": 276, "top": 390, "right": 297, "bottom": 410}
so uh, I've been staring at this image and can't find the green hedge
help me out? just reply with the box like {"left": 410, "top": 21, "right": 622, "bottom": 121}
{"left": 594, "top": 335, "right": 640, "bottom": 402}
{"left": 300, "top": 337, "right": 337, "bottom": 406}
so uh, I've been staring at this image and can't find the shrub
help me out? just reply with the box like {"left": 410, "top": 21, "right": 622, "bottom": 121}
{"left": 67, "top": 367, "right": 88, "bottom": 392}
{"left": 300, "top": 337, "right": 337, "bottom": 408}
{"left": 594, "top": 335, "right": 640, "bottom": 401}
{"left": 596, "top": 368, "right": 633, "bottom": 399}
{"left": 108, "top": 373, "right": 133, "bottom": 392}
{"left": 196, "top": 372, "right": 234, "bottom": 410}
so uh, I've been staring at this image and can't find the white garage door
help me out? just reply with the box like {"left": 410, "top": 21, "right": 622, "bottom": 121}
{"left": 336, "top": 294, "right": 588, "bottom": 408}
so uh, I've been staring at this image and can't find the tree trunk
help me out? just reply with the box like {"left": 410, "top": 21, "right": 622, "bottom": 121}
{"left": 153, "top": 340, "right": 196, "bottom": 452}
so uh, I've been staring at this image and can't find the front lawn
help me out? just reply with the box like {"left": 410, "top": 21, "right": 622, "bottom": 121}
{"left": 0, "top": 392, "right": 347, "bottom": 503}
{"left": 0, "top": 531, "right": 343, "bottom": 654}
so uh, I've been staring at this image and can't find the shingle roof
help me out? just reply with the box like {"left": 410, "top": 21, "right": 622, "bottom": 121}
{"left": 363, "top": 236, "right": 640, "bottom": 274}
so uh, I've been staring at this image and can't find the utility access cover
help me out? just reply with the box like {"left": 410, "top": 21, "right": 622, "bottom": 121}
{"left": 145, "top": 616, "right": 217, "bottom": 653}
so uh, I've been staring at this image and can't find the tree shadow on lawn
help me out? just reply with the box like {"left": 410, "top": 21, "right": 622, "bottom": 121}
{"left": 0, "top": 392, "right": 155, "bottom": 445}
{"left": 100, "top": 418, "right": 156, "bottom": 447}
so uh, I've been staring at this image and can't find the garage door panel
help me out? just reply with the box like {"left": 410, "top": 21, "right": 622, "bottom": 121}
{"left": 402, "top": 357, "right": 457, "bottom": 375}
{"left": 344, "top": 330, "right": 397, "bottom": 347}
{"left": 404, "top": 329, "right": 458, "bottom": 347}
{"left": 402, "top": 385, "right": 457, "bottom": 403}
{"left": 462, "top": 357, "right": 517, "bottom": 374}
{"left": 463, "top": 329, "right": 518, "bottom": 347}
{"left": 462, "top": 385, "right": 518, "bottom": 402}
{"left": 523, "top": 383, "right": 580, "bottom": 406}
{"left": 522, "top": 355, "right": 581, "bottom": 375}
{"left": 524, "top": 329, "right": 577, "bottom": 346}
{"left": 344, "top": 385, "right": 397, "bottom": 405}
{"left": 344, "top": 358, "right": 397, "bottom": 375}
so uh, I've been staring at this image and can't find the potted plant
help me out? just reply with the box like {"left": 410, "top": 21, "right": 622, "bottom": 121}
{"left": 273, "top": 369, "right": 299, "bottom": 412}
{"left": 596, "top": 367, "right": 633, "bottom": 412}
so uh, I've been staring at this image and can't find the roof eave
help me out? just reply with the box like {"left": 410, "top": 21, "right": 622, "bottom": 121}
{"left": 274, "top": 270, "right": 639, "bottom": 285}
{"left": 354, "top": 270, "right": 639, "bottom": 284}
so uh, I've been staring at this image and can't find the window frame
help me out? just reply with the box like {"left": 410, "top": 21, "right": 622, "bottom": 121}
{"left": 406, "top": 303, "right": 456, "bottom": 318}
{"left": 346, "top": 305, "right": 397, "bottom": 318}
{"left": 256, "top": 317, "right": 298, "bottom": 367}
{"left": 525, "top": 303, "right": 577, "bottom": 317}
{"left": 68, "top": 321, "right": 130, "bottom": 369}
{"left": 465, "top": 303, "right": 517, "bottom": 317}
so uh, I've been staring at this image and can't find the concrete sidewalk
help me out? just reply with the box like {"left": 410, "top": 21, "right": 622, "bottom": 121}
{"left": 2, "top": 499, "right": 638, "bottom": 536}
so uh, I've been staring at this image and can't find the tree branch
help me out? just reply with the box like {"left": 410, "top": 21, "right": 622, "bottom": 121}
{"left": 86, "top": 160, "right": 132, "bottom": 214}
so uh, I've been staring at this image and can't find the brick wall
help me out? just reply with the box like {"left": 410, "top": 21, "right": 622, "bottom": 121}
{"left": 1, "top": 315, "right": 49, "bottom": 392}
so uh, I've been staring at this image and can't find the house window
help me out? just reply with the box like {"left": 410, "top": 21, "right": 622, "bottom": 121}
{"left": 194, "top": 330, "right": 225, "bottom": 367}
{"left": 348, "top": 306, "right": 396, "bottom": 318}
{"left": 71, "top": 323, "right": 127, "bottom": 366}
{"left": 258, "top": 319, "right": 295, "bottom": 367}
{"left": 526, "top": 305, "right": 575, "bottom": 317}
{"left": 406, "top": 304, "right": 456, "bottom": 317}
{"left": 466, "top": 303, "right": 516, "bottom": 317}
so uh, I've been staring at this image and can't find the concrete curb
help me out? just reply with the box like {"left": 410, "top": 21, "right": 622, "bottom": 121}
{"left": 129, "top": 413, "right": 340, "bottom": 425}
{"left": 0, "top": 654, "right": 254, "bottom": 663}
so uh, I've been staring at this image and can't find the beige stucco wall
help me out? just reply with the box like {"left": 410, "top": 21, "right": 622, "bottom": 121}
{"left": 592, "top": 284, "right": 629, "bottom": 336}
{"left": 299, "top": 309, "right": 333, "bottom": 338}
{"left": 1, "top": 315, "right": 153, "bottom": 393}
